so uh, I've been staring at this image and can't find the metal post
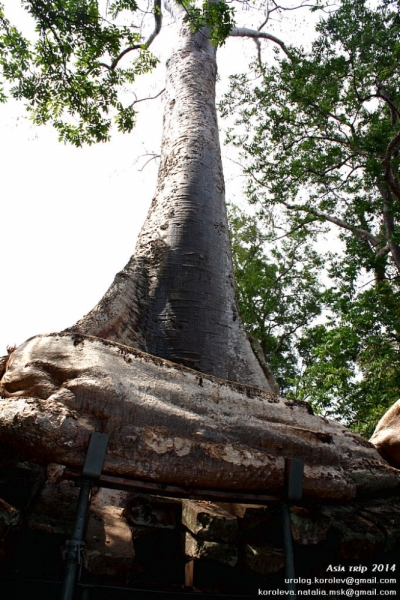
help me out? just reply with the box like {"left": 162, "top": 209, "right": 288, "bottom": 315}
{"left": 60, "top": 480, "right": 92, "bottom": 600}
{"left": 60, "top": 433, "right": 109, "bottom": 600}
{"left": 282, "top": 502, "right": 296, "bottom": 595}
{"left": 282, "top": 458, "right": 304, "bottom": 600}
{"left": 80, "top": 587, "right": 90, "bottom": 600}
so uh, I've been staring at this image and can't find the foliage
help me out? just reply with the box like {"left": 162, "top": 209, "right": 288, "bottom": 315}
{"left": 0, "top": 0, "right": 163, "bottom": 144}
{"left": 223, "top": 0, "right": 400, "bottom": 280}
{"left": 229, "top": 204, "right": 324, "bottom": 395}
{"left": 0, "top": 0, "right": 238, "bottom": 145}
{"left": 179, "top": 0, "right": 235, "bottom": 45}
{"left": 224, "top": 0, "right": 400, "bottom": 436}
{"left": 295, "top": 281, "right": 400, "bottom": 437}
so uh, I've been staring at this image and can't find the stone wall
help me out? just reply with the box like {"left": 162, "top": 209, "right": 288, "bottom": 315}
{"left": 0, "top": 460, "right": 399, "bottom": 596}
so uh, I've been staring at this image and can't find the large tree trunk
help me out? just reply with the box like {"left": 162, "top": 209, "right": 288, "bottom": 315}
{"left": 2, "top": 8, "right": 399, "bottom": 509}
{"left": 65, "top": 19, "right": 269, "bottom": 390}
{"left": 1, "top": 333, "right": 399, "bottom": 502}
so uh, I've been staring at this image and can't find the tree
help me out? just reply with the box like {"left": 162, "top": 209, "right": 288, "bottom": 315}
{"left": 229, "top": 203, "right": 324, "bottom": 395}
{"left": 0, "top": 0, "right": 399, "bottom": 496}
{"left": 223, "top": 0, "right": 400, "bottom": 436}
{"left": 0, "top": 0, "right": 284, "bottom": 388}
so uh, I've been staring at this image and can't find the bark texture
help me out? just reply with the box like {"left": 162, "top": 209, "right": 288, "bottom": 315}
{"left": 65, "top": 22, "right": 269, "bottom": 390}
{"left": 0, "top": 333, "right": 399, "bottom": 502}
{"left": 370, "top": 400, "right": 400, "bottom": 468}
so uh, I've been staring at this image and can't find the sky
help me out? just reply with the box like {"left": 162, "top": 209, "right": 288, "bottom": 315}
{"left": 0, "top": 1, "right": 314, "bottom": 354}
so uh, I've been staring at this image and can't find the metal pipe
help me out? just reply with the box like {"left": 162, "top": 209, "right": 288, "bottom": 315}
{"left": 282, "top": 502, "right": 297, "bottom": 599}
{"left": 59, "top": 432, "right": 109, "bottom": 600}
{"left": 62, "top": 468, "right": 284, "bottom": 504}
{"left": 59, "top": 480, "right": 92, "bottom": 600}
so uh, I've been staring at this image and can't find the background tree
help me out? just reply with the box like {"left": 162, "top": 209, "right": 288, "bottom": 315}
{"left": 229, "top": 203, "right": 324, "bottom": 395}
{"left": 223, "top": 0, "right": 400, "bottom": 436}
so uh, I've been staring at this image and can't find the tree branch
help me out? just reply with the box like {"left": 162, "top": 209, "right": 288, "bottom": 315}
{"left": 162, "top": 0, "right": 185, "bottom": 21}
{"left": 253, "top": 37, "right": 263, "bottom": 69}
{"left": 99, "top": 0, "right": 162, "bottom": 71}
{"left": 133, "top": 152, "right": 161, "bottom": 171}
{"left": 268, "top": 0, "right": 319, "bottom": 12}
{"left": 381, "top": 128, "right": 400, "bottom": 203}
{"left": 377, "top": 185, "right": 400, "bottom": 273}
{"left": 144, "top": 0, "right": 163, "bottom": 48}
{"left": 229, "top": 27, "right": 289, "bottom": 56}
{"left": 376, "top": 81, "right": 400, "bottom": 125}
{"left": 281, "top": 201, "right": 382, "bottom": 248}
{"left": 383, "top": 209, "right": 400, "bottom": 272}
{"left": 129, "top": 88, "right": 165, "bottom": 108}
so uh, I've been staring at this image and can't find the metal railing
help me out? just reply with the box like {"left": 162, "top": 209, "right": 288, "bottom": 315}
{"left": 60, "top": 433, "right": 304, "bottom": 600}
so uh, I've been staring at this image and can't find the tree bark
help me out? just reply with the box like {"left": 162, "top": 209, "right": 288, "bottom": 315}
{"left": 2, "top": 8, "right": 399, "bottom": 510}
{"left": 370, "top": 399, "right": 400, "bottom": 469}
{"left": 65, "top": 20, "right": 269, "bottom": 390}
{"left": 0, "top": 333, "right": 399, "bottom": 502}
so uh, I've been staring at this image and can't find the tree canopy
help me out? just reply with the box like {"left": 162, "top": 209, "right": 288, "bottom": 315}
{"left": 0, "top": 0, "right": 157, "bottom": 144}
{"left": 224, "top": 0, "right": 400, "bottom": 436}
{"left": 0, "top": 0, "right": 238, "bottom": 145}
{"left": 3, "top": 0, "right": 297, "bottom": 149}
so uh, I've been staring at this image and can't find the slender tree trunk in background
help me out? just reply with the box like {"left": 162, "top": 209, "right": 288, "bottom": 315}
{"left": 67, "top": 20, "right": 270, "bottom": 390}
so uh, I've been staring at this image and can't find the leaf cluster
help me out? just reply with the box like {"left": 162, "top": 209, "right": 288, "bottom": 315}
{"left": 0, "top": 0, "right": 158, "bottom": 145}
{"left": 222, "top": 0, "right": 400, "bottom": 266}
{"left": 178, "top": 0, "right": 235, "bottom": 45}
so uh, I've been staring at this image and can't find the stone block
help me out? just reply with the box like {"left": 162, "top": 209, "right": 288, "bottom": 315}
{"left": 357, "top": 499, "right": 400, "bottom": 551}
{"left": 123, "top": 493, "right": 181, "bottom": 529}
{"left": 182, "top": 500, "right": 238, "bottom": 542}
{"left": 91, "top": 487, "right": 129, "bottom": 510}
{"left": 45, "top": 463, "right": 66, "bottom": 485}
{"left": 290, "top": 506, "right": 331, "bottom": 545}
{"left": 27, "top": 480, "right": 79, "bottom": 535}
{"left": 328, "top": 513, "right": 385, "bottom": 560}
{"left": 83, "top": 504, "right": 135, "bottom": 577}
{"left": 244, "top": 543, "right": 284, "bottom": 576}
{"left": 184, "top": 531, "right": 238, "bottom": 566}
{"left": 0, "top": 497, "right": 20, "bottom": 538}
{"left": 216, "top": 502, "right": 270, "bottom": 530}
{"left": 0, "top": 461, "right": 46, "bottom": 510}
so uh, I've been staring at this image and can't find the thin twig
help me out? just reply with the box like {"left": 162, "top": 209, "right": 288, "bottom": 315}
{"left": 134, "top": 153, "right": 161, "bottom": 171}
{"left": 130, "top": 88, "right": 165, "bottom": 108}
{"left": 99, "top": 0, "right": 162, "bottom": 70}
